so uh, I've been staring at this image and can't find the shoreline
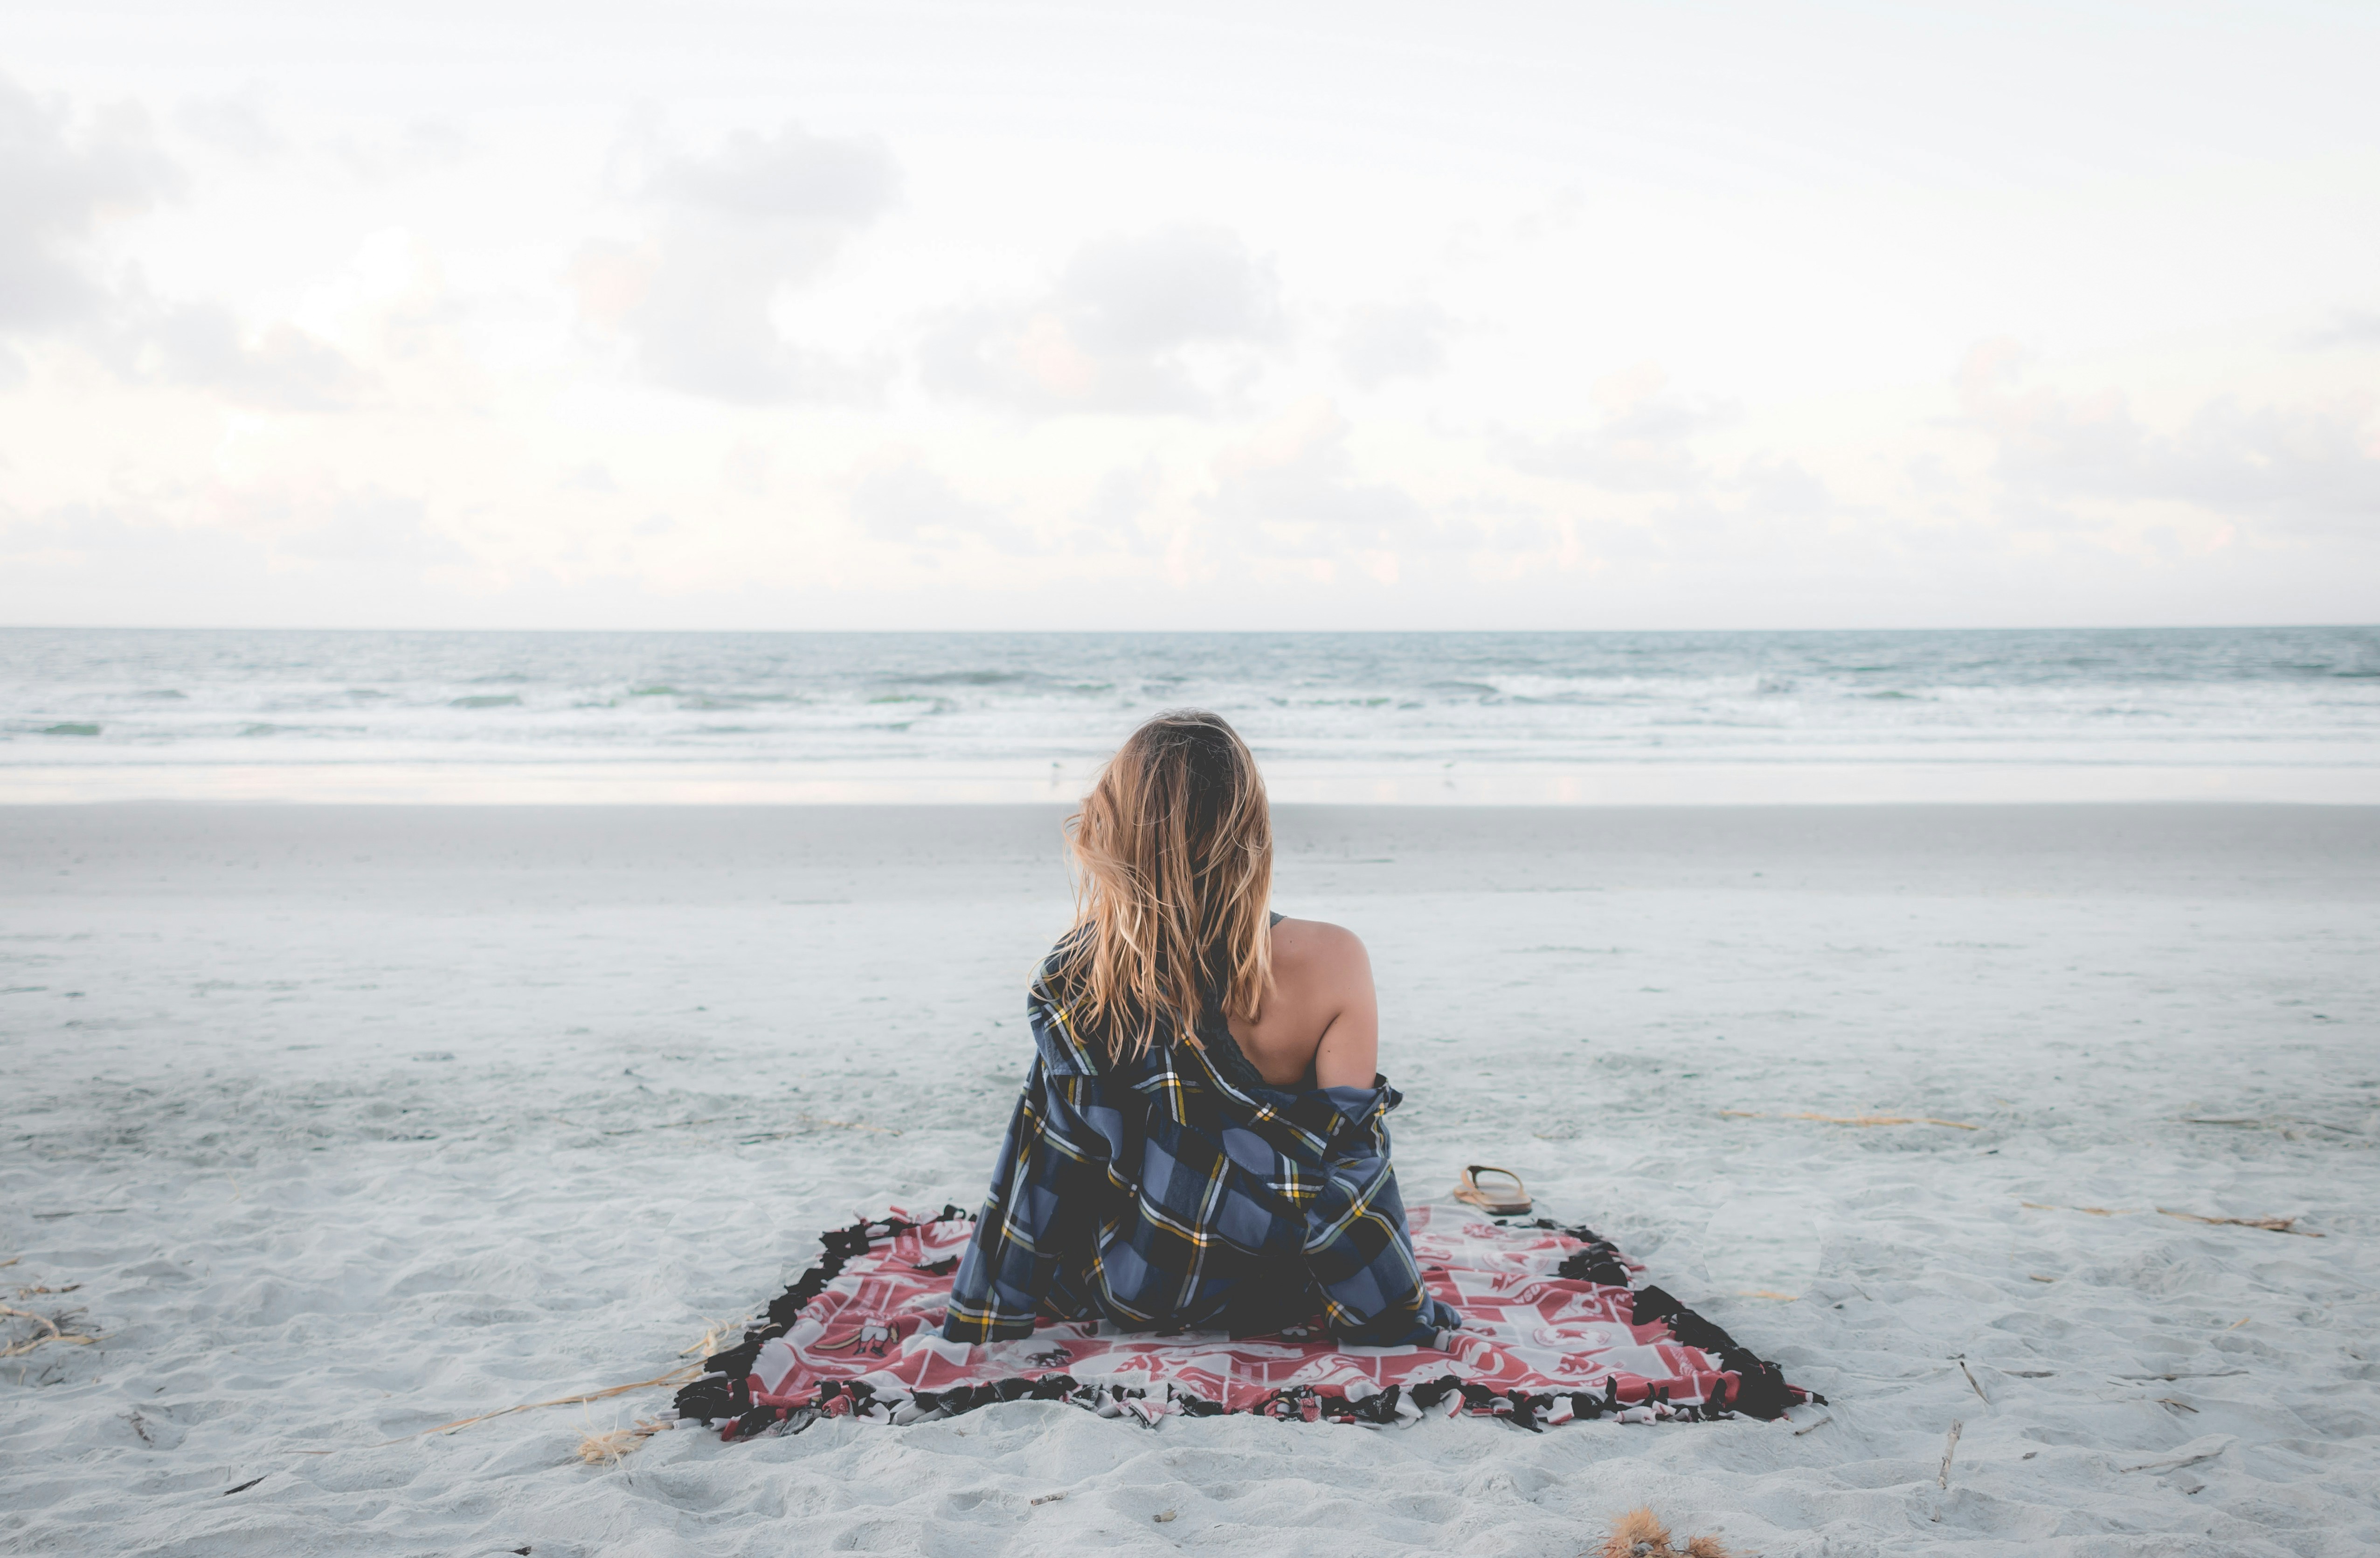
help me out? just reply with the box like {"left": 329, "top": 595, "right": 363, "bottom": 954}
{"left": 4, "top": 759, "right": 2377, "bottom": 805}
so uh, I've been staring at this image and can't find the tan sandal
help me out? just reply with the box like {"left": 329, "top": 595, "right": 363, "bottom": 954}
{"left": 1453, "top": 1164, "right": 1532, "bottom": 1217}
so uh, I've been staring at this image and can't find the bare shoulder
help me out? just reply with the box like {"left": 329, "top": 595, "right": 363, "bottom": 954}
{"left": 1269, "top": 917, "right": 1372, "bottom": 985}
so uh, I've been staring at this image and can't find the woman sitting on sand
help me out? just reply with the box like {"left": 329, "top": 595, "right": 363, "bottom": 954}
{"left": 941, "top": 710, "right": 1458, "bottom": 1348}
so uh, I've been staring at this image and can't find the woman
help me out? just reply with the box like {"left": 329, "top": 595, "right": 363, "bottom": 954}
{"left": 941, "top": 710, "right": 1457, "bottom": 1349}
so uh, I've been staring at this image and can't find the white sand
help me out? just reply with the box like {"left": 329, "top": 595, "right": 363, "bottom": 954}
{"left": 2, "top": 803, "right": 2375, "bottom": 1556}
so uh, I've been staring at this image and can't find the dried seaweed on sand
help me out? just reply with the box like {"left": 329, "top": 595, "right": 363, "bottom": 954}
{"left": 1722, "top": 1110, "right": 1978, "bottom": 1130}
{"left": 2156, "top": 1208, "right": 2319, "bottom": 1236}
{"left": 575, "top": 1421, "right": 667, "bottom": 1465}
{"left": 1602, "top": 1506, "right": 1733, "bottom": 1558}
{"left": 2020, "top": 1201, "right": 2319, "bottom": 1235}
{"left": 0, "top": 1304, "right": 100, "bottom": 1358}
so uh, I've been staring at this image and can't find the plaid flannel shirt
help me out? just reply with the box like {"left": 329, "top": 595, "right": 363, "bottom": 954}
{"left": 941, "top": 941, "right": 1459, "bottom": 1349}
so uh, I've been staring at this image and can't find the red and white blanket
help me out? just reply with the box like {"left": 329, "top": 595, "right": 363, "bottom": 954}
{"left": 671, "top": 1205, "right": 1816, "bottom": 1437}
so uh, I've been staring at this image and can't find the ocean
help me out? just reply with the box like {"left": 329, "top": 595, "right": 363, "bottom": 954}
{"left": 3, "top": 626, "right": 2375, "bottom": 803}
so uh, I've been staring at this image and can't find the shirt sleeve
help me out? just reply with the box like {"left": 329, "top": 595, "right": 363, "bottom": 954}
{"left": 940, "top": 1057, "right": 1107, "bottom": 1344}
{"left": 1298, "top": 1084, "right": 1462, "bottom": 1347}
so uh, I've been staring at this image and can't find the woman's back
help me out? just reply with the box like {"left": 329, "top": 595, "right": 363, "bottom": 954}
{"left": 1225, "top": 916, "right": 1379, "bottom": 1090}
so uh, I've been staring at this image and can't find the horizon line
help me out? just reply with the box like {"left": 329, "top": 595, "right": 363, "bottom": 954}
{"left": 4, "top": 622, "right": 2377, "bottom": 637}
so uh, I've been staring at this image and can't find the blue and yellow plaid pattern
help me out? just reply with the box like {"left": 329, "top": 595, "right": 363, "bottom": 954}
{"left": 942, "top": 946, "right": 1459, "bottom": 1349}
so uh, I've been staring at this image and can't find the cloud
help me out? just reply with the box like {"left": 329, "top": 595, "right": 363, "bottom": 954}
{"left": 1078, "top": 460, "right": 1165, "bottom": 551}
{"left": 642, "top": 124, "right": 896, "bottom": 223}
{"left": 1958, "top": 338, "right": 2380, "bottom": 534}
{"left": 1737, "top": 454, "right": 1834, "bottom": 518}
{"left": 1633, "top": 459, "right": 1841, "bottom": 550}
{"left": 849, "top": 457, "right": 1038, "bottom": 554}
{"left": 573, "top": 119, "right": 898, "bottom": 403}
{"left": 2, "top": 485, "right": 464, "bottom": 571}
{"left": 1204, "top": 400, "right": 1424, "bottom": 552}
{"left": 0, "top": 72, "right": 182, "bottom": 338}
{"left": 0, "top": 75, "right": 366, "bottom": 409}
{"left": 1337, "top": 301, "right": 1452, "bottom": 388}
{"left": 265, "top": 489, "right": 467, "bottom": 564}
{"left": 1499, "top": 363, "right": 1739, "bottom": 491}
{"left": 721, "top": 443, "right": 771, "bottom": 497}
{"left": 330, "top": 119, "right": 478, "bottom": 182}
{"left": 920, "top": 225, "right": 1283, "bottom": 415}
{"left": 2300, "top": 309, "right": 2380, "bottom": 351}
{"left": 131, "top": 302, "right": 364, "bottom": 410}
{"left": 174, "top": 91, "right": 285, "bottom": 159}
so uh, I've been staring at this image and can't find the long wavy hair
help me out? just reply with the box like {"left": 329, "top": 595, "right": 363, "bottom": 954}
{"left": 1049, "top": 710, "right": 1274, "bottom": 1060}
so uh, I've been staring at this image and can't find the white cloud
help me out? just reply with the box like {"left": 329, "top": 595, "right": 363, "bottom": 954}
{"left": 257, "top": 488, "right": 468, "bottom": 564}
{"left": 1736, "top": 454, "right": 1835, "bottom": 519}
{"left": 0, "top": 72, "right": 181, "bottom": 338}
{"left": 639, "top": 123, "right": 896, "bottom": 223}
{"left": 572, "top": 119, "right": 898, "bottom": 403}
{"left": 0, "top": 74, "right": 371, "bottom": 408}
{"left": 920, "top": 225, "right": 1283, "bottom": 415}
{"left": 2, "top": 484, "right": 463, "bottom": 574}
{"left": 1077, "top": 460, "right": 1166, "bottom": 552}
{"left": 1336, "top": 301, "right": 1452, "bottom": 388}
{"left": 1958, "top": 339, "right": 2380, "bottom": 536}
{"left": 2301, "top": 309, "right": 2380, "bottom": 351}
{"left": 849, "top": 458, "right": 1038, "bottom": 554}
{"left": 329, "top": 118, "right": 478, "bottom": 182}
{"left": 1204, "top": 400, "right": 1424, "bottom": 553}
{"left": 1499, "top": 364, "right": 1739, "bottom": 492}
{"left": 173, "top": 91, "right": 285, "bottom": 160}
{"left": 125, "top": 302, "right": 364, "bottom": 410}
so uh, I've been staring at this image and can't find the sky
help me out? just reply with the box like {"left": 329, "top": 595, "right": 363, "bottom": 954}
{"left": 3, "top": 0, "right": 2376, "bottom": 631}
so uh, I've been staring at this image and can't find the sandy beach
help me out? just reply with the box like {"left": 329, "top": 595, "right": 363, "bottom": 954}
{"left": 3, "top": 802, "right": 2376, "bottom": 1556}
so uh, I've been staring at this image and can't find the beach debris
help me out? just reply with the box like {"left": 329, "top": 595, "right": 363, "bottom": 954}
{"left": 411, "top": 1368, "right": 702, "bottom": 1441}
{"left": 575, "top": 1421, "right": 666, "bottom": 1465}
{"left": 1937, "top": 1420, "right": 1964, "bottom": 1489}
{"left": 1600, "top": 1506, "right": 1733, "bottom": 1558}
{"left": 221, "top": 1476, "right": 265, "bottom": 1496}
{"left": 0, "top": 1304, "right": 100, "bottom": 1358}
{"left": 679, "top": 1316, "right": 751, "bottom": 1359}
{"left": 2182, "top": 1115, "right": 2365, "bottom": 1139}
{"left": 1030, "top": 1492, "right": 1066, "bottom": 1506}
{"left": 298, "top": 1364, "right": 706, "bottom": 1454}
{"left": 2156, "top": 1209, "right": 2318, "bottom": 1237}
{"left": 1958, "top": 1360, "right": 1989, "bottom": 1404}
{"left": 2118, "top": 1435, "right": 2232, "bottom": 1474}
{"left": 739, "top": 1115, "right": 901, "bottom": 1142}
{"left": 2020, "top": 1200, "right": 2317, "bottom": 1234}
{"left": 1722, "top": 1110, "right": 1977, "bottom": 1131}
{"left": 1154, "top": 1509, "right": 1177, "bottom": 1523}
{"left": 2158, "top": 1398, "right": 2198, "bottom": 1414}
{"left": 1790, "top": 1413, "right": 1833, "bottom": 1436}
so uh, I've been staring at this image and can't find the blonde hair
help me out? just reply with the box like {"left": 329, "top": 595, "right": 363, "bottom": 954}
{"left": 1051, "top": 710, "right": 1274, "bottom": 1060}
